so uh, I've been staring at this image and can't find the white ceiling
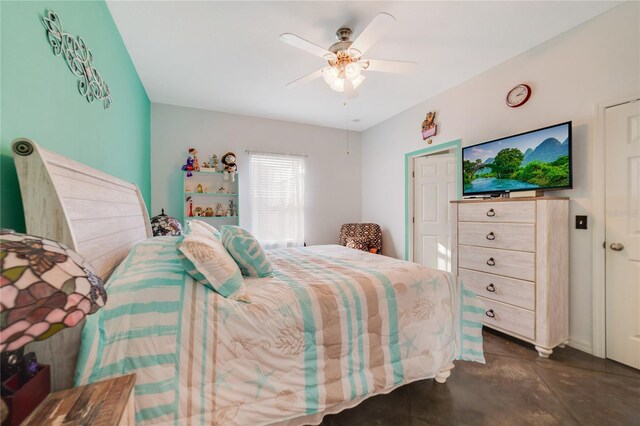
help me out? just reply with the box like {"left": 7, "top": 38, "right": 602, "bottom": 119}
{"left": 107, "top": 1, "right": 619, "bottom": 131}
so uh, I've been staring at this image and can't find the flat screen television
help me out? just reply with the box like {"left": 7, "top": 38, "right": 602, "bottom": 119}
{"left": 462, "top": 121, "right": 572, "bottom": 196}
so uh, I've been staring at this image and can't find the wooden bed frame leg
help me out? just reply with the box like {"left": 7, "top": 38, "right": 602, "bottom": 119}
{"left": 434, "top": 364, "right": 454, "bottom": 384}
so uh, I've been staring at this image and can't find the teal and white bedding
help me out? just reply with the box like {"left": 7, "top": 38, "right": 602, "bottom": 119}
{"left": 74, "top": 237, "right": 484, "bottom": 425}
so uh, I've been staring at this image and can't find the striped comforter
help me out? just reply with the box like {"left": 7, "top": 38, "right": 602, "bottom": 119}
{"left": 75, "top": 237, "right": 484, "bottom": 425}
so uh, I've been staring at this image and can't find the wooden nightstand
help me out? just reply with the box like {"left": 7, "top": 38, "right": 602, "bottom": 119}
{"left": 22, "top": 374, "right": 135, "bottom": 425}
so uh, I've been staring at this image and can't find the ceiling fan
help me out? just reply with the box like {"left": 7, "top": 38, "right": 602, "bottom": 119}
{"left": 279, "top": 12, "right": 416, "bottom": 98}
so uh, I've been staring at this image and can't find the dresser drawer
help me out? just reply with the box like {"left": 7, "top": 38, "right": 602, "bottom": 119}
{"left": 460, "top": 268, "right": 535, "bottom": 310}
{"left": 458, "top": 245, "right": 535, "bottom": 281}
{"left": 479, "top": 297, "right": 535, "bottom": 340}
{"left": 458, "top": 201, "right": 535, "bottom": 223}
{"left": 458, "top": 222, "right": 535, "bottom": 252}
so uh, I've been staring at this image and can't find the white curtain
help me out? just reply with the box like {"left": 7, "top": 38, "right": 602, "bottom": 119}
{"left": 249, "top": 152, "right": 305, "bottom": 249}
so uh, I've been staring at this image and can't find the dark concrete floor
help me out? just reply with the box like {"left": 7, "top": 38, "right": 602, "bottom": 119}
{"left": 321, "top": 329, "right": 640, "bottom": 426}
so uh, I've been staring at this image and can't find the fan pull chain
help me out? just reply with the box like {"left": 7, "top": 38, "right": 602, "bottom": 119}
{"left": 344, "top": 99, "right": 350, "bottom": 155}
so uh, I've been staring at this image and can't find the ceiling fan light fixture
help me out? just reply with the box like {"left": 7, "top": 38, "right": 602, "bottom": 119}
{"left": 330, "top": 78, "right": 345, "bottom": 92}
{"left": 322, "top": 67, "right": 339, "bottom": 85}
{"left": 345, "top": 62, "right": 362, "bottom": 80}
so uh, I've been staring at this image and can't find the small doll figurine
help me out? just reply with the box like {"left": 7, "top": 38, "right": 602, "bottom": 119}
{"left": 212, "top": 154, "right": 219, "bottom": 172}
{"left": 215, "top": 203, "right": 224, "bottom": 217}
{"left": 186, "top": 196, "right": 193, "bottom": 217}
{"left": 191, "top": 148, "right": 200, "bottom": 172}
{"left": 228, "top": 200, "right": 236, "bottom": 217}
{"left": 181, "top": 151, "right": 195, "bottom": 177}
{"left": 194, "top": 207, "right": 203, "bottom": 217}
{"left": 196, "top": 184, "right": 204, "bottom": 193}
{"left": 221, "top": 152, "right": 237, "bottom": 182}
{"left": 204, "top": 207, "right": 214, "bottom": 217}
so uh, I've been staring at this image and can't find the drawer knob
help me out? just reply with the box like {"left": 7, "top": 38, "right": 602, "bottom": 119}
{"left": 486, "top": 283, "right": 496, "bottom": 292}
{"left": 486, "top": 232, "right": 496, "bottom": 240}
{"left": 485, "top": 309, "right": 495, "bottom": 318}
{"left": 486, "top": 208, "right": 496, "bottom": 217}
{"left": 486, "top": 257, "right": 496, "bottom": 266}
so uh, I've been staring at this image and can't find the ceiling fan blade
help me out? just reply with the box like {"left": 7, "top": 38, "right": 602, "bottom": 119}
{"left": 364, "top": 59, "right": 417, "bottom": 74}
{"left": 349, "top": 12, "right": 396, "bottom": 56}
{"left": 279, "top": 33, "right": 336, "bottom": 60}
{"left": 285, "top": 68, "right": 324, "bottom": 88}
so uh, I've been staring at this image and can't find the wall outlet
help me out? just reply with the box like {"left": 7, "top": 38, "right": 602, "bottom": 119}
{"left": 576, "top": 215, "right": 588, "bottom": 229}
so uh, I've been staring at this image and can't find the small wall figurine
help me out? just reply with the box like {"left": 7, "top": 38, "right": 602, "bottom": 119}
{"left": 221, "top": 152, "right": 237, "bottom": 182}
{"left": 421, "top": 111, "right": 438, "bottom": 141}
{"left": 196, "top": 184, "right": 204, "bottom": 193}
{"left": 228, "top": 200, "right": 236, "bottom": 217}
{"left": 215, "top": 203, "right": 225, "bottom": 217}
{"left": 204, "top": 207, "right": 214, "bottom": 217}
{"left": 181, "top": 150, "right": 195, "bottom": 177}
{"left": 194, "top": 207, "right": 204, "bottom": 217}
{"left": 212, "top": 154, "right": 219, "bottom": 172}
{"left": 191, "top": 148, "right": 200, "bottom": 172}
{"left": 186, "top": 196, "right": 193, "bottom": 217}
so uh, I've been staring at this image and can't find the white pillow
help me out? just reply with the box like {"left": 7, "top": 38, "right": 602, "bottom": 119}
{"left": 189, "top": 220, "right": 221, "bottom": 239}
{"left": 176, "top": 234, "right": 249, "bottom": 301}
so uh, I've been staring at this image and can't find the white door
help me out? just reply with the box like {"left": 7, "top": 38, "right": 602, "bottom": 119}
{"left": 413, "top": 153, "right": 457, "bottom": 271}
{"left": 605, "top": 99, "right": 640, "bottom": 369}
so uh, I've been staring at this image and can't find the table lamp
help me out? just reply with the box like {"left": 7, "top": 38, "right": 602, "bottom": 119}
{"left": 0, "top": 229, "right": 107, "bottom": 424}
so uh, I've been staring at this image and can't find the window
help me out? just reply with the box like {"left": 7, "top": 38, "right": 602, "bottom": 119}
{"left": 250, "top": 152, "right": 305, "bottom": 249}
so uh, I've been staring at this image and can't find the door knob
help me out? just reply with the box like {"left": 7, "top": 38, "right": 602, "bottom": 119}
{"left": 610, "top": 242, "right": 625, "bottom": 251}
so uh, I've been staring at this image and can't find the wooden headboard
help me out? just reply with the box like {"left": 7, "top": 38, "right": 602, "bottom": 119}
{"left": 12, "top": 138, "right": 152, "bottom": 390}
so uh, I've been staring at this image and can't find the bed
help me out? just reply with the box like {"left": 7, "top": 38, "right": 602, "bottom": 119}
{"left": 12, "top": 139, "right": 484, "bottom": 425}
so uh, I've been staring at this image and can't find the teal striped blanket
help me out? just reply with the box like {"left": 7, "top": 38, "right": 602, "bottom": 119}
{"left": 75, "top": 238, "right": 484, "bottom": 425}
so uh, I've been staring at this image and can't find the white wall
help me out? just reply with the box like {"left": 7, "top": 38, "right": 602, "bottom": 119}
{"left": 151, "top": 103, "right": 362, "bottom": 246}
{"left": 361, "top": 2, "right": 639, "bottom": 353}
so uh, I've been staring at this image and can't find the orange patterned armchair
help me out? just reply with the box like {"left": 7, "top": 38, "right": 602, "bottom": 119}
{"left": 339, "top": 223, "right": 383, "bottom": 254}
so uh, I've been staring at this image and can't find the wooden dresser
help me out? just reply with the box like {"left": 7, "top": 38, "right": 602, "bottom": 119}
{"left": 451, "top": 197, "right": 569, "bottom": 357}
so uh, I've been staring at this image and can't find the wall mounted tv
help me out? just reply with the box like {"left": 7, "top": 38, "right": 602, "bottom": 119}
{"left": 462, "top": 121, "right": 572, "bottom": 196}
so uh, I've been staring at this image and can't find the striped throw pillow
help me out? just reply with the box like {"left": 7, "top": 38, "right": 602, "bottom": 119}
{"left": 176, "top": 234, "right": 249, "bottom": 301}
{"left": 221, "top": 226, "right": 273, "bottom": 278}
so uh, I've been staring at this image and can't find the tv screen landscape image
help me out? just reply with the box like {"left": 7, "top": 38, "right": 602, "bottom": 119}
{"left": 462, "top": 122, "right": 572, "bottom": 196}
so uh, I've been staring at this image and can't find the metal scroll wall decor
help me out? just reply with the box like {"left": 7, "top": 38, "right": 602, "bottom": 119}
{"left": 42, "top": 10, "right": 112, "bottom": 109}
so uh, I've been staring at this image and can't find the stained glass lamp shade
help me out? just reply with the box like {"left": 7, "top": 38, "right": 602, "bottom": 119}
{"left": 0, "top": 230, "right": 107, "bottom": 353}
{"left": 150, "top": 208, "right": 183, "bottom": 237}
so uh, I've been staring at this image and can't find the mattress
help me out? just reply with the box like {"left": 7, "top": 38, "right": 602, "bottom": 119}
{"left": 74, "top": 237, "right": 484, "bottom": 425}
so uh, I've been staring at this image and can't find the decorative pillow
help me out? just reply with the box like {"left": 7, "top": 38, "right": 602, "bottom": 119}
{"left": 176, "top": 235, "right": 249, "bottom": 301}
{"left": 220, "top": 225, "right": 273, "bottom": 278}
{"left": 189, "top": 220, "right": 222, "bottom": 240}
{"left": 346, "top": 236, "right": 370, "bottom": 251}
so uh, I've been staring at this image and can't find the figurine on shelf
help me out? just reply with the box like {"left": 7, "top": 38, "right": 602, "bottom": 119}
{"left": 196, "top": 184, "right": 204, "bottom": 193}
{"left": 186, "top": 196, "right": 194, "bottom": 217}
{"left": 218, "top": 186, "right": 227, "bottom": 194}
{"left": 221, "top": 152, "right": 237, "bottom": 182}
{"left": 194, "top": 207, "right": 204, "bottom": 217}
{"left": 181, "top": 151, "right": 195, "bottom": 177}
{"left": 212, "top": 154, "right": 219, "bottom": 172}
{"left": 204, "top": 207, "right": 214, "bottom": 217}
{"left": 215, "top": 203, "right": 224, "bottom": 217}
{"left": 228, "top": 200, "right": 236, "bottom": 217}
{"left": 191, "top": 148, "right": 201, "bottom": 172}
{"left": 202, "top": 161, "right": 210, "bottom": 169}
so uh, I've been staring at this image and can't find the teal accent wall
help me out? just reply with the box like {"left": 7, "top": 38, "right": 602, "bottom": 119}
{"left": 0, "top": 0, "right": 150, "bottom": 232}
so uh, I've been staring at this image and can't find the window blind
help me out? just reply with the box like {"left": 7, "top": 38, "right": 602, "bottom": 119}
{"left": 250, "top": 152, "right": 305, "bottom": 249}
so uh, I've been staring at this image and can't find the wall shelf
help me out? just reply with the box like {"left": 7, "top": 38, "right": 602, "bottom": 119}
{"left": 184, "top": 192, "right": 238, "bottom": 197}
{"left": 184, "top": 170, "right": 239, "bottom": 227}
